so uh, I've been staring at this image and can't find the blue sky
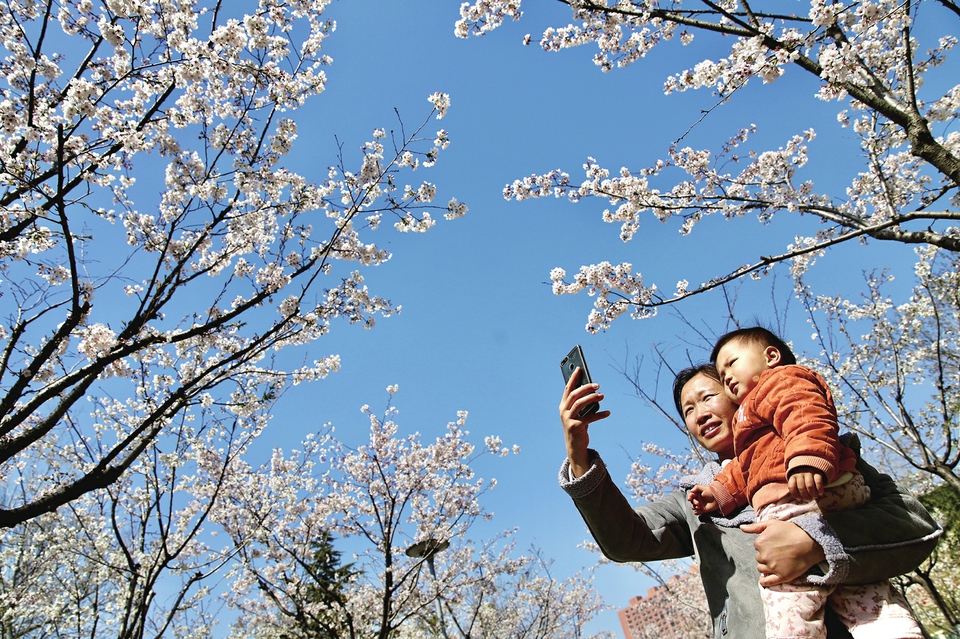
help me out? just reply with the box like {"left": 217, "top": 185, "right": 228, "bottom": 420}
{"left": 260, "top": 1, "right": 933, "bottom": 634}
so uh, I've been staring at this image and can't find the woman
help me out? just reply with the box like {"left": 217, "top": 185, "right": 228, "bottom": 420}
{"left": 559, "top": 363, "right": 941, "bottom": 639}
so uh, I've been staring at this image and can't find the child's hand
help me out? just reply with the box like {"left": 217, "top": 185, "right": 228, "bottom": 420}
{"left": 688, "top": 485, "right": 719, "bottom": 515}
{"left": 788, "top": 468, "right": 825, "bottom": 502}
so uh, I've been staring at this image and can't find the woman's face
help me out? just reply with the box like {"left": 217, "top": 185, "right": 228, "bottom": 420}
{"left": 679, "top": 373, "right": 737, "bottom": 460}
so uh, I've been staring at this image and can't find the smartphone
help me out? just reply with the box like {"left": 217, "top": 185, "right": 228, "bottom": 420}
{"left": 560, "top": 344, "right": 600, "bottom": 417}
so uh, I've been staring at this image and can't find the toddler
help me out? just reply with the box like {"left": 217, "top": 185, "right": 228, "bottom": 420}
{"left": 689, "top": 327, "right": 922, "bottom": 639}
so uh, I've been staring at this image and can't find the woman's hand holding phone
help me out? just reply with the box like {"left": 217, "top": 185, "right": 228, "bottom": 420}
{"left": 559, "top": 346, "right": 610, "bottom": 478}
{"left": 560, "top": 345, "right": 600, "bottom": 417}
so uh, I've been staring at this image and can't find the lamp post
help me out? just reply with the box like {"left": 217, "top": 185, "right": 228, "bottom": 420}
{"left": 406, "top": 538, "right": 451, "bottom": 638}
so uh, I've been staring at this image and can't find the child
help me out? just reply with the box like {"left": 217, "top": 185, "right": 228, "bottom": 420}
{"left": 688, "top": 327, "right": 922, "bottom": 639}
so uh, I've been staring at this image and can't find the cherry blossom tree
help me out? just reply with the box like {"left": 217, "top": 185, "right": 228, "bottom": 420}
{"left": 0, "top": 398, "right": 318, "bottom": 637}
{"left": 0, "top": 1, "right": 465, "bottom": 530}
{"left": 456, "top": 0, "right": 959, "bottom": 332}
{"left": 0, "top": 388, "right": 608, "bottom": 638}
{"left": 217, "top": 389, "right": 609, "bottom": 639}
{"left": 799, "top": 244, "right": 960, "bottom": 496}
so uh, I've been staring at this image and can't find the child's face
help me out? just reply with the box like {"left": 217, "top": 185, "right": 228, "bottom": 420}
{"left": 715, "top": 338, "right": 782, "bottom": 403}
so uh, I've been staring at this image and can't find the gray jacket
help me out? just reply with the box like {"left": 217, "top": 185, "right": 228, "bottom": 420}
{"left": 560, "top": 449, "right": 941, "bottom": 639}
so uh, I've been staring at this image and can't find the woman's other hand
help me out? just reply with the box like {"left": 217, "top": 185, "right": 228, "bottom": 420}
{"left": 741, "top": 519, "right": 826, "bottom": 586}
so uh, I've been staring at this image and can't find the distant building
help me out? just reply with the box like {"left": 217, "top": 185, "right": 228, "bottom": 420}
{"left": 618, "top": 565, "right": 710, "bottom": 639}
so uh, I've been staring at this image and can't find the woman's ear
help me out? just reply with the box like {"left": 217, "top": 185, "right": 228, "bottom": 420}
{"left": 764, "top": 346, "right": 782, "bottom": 367}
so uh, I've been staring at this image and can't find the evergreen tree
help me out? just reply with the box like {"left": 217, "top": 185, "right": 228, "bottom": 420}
{"left": 278, "top": 531, "right": 358, "bottom": 639}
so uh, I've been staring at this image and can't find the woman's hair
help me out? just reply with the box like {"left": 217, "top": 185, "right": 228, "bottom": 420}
{"left": 672, "top": 363, "right": 721, "bottom": 418}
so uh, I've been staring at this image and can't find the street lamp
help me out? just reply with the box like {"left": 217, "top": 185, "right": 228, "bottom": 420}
{"left": 406, "top": 538, "right": 451, "bottom": 638}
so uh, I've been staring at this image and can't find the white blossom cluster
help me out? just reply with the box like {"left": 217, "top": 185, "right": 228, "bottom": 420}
{"left": 550, "top": 261, "right": 657, "bottom": 332}
{"left": 454, "top": 0, "right": 522, "bottom": 38}
{"left": 427, "top": 91, "right": 451, "bottom": 119}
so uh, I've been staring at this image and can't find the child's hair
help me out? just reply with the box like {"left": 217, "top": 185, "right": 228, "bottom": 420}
{"left": 672, "top": 363, "right": 721, "bottom": 418}
{"left": 709, "top": 327, "right": 797, "bottom": 366}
